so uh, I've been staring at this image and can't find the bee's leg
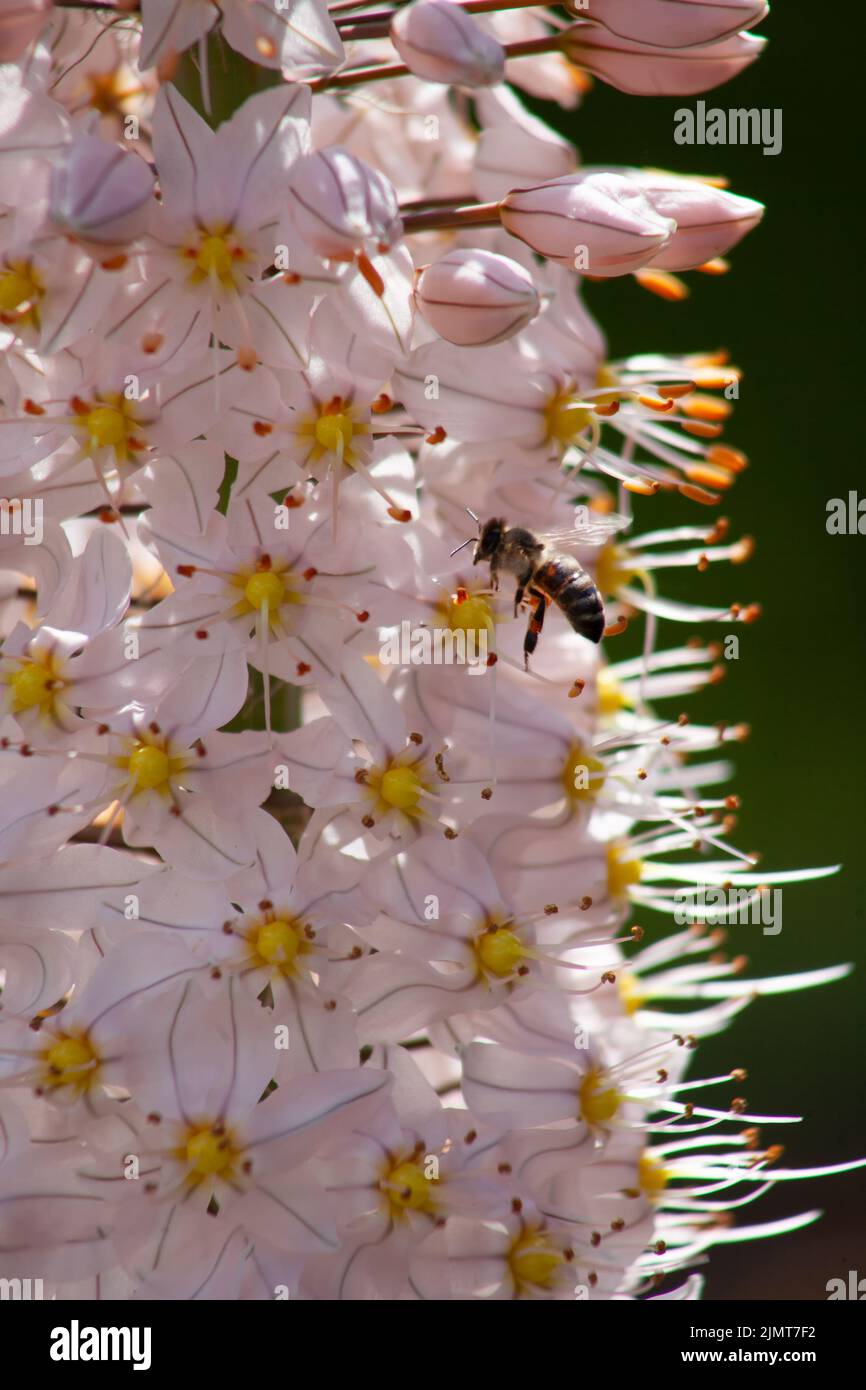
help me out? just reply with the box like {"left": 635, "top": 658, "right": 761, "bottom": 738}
{"left": 489, "top": 559, "right": 500, "bottom": 592}
{"left": 523, "top": 589, "right": 547, "bottom": 669}
{"left": 513, "top": 563, "right": 535, "bottom": 617}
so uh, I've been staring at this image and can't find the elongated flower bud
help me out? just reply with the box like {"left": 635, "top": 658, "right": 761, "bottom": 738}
{"left": 48, "top": 134, "right": 155, "bottom": 247}
{"left": 632, "top": 173, "right": 764, "bottom": 270}
{"left": 415, "top": 248, "right": 540, "bottom": 346}
{"left": 574, "top": 0, "right": 768, "bottom": 49}
{"left": 500, "top": 172, "right": 675, "bottom": 274}
{"left": 286, "top": 146, "right": 402, "bottom": 260}
{"left": 0, "top": 0, "right": 51, "bottom": 61}
{"left": 390, "top": 0, "right": 505, "bottom": 88}
{"left": 563, "top": 24, "right": 766, "bottom": 95}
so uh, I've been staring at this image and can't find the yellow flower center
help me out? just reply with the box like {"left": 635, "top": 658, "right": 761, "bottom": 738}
{"left": 379, "top": 765, "right": 423, "bottom": 811}
{"left": 618, "top": 971, "right": 644, "bottom": 1016}
{"left": 545, "top": 390, "right": 592, "bottom": 447}
{"left": 443, "top": 591, "right": 495, "bottom": 637}
{"left": 475, "top": 925, "right": 526, "bottom": 978}
{"left": 383, "top": 1160, "right": 434, "bottom": 1212}
{"left": 597, "top": 669, "right": 632, "bottom": 717}
{"left": 314, "top": 410, "right": 355, "bottom": 456}
{"left": 193, "top": 232, "right": 238, "bottom": 289}
{"left": 253, "top": 918, "right": 301, "bottom": 969}
{"left": 42, "top": 1033, "right": 98, "bottom": 1091}
{"left": 86, "top": 68, "right": 141, "bottom": 116}
{"left": 0, "top": 261, "right": 42, "bottom": 315}
{"left": 595, "top": 542, "right": 636, "bottom": 596}
{"left": 638, "top": 1152, "right": 669, "bottom": 1201}
{"left": 244, "top": 570, "right": 286, "bottom": 613}
{"left": 85, "top": 406, "right": 126, "bottom": 449}
{"left": 607, "top": 843, "right": 643, "bottom": 900}
{"left": 562, "top": 745, "right": 606, "bottom": 802}
{"left": 127, "top": 742, "right": 171, "bottom": 791}
{"left": 8, "top": 662, "right": 56, "bottom": 713}
{"left": 509, "top": 1230, "right": 563, "bottom": 1290}
{"left": 184, "top": 1124, "right": 238, "bottom": 1180}
{"left": 579, "top": 1067, "right": 621, "bottom": 1125}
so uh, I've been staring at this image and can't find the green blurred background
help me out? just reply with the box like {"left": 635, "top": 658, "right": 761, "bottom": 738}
{"left": 536, "top": 3, "right": 865, "bottom": 1299}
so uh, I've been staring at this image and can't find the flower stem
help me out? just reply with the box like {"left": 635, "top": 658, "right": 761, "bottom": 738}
{"left": 309, "top": 32, "right": 564, "bottom": 90}
{"left": 400, "top": 201, "right": 502, "bottom": 233}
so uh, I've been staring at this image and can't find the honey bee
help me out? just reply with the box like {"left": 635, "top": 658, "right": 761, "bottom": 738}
{"left": 451, "top": 509, "right": 628, "bottom": 668}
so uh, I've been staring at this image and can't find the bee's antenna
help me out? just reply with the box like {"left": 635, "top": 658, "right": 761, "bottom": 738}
{"left": 449, "top": 508, "right": 481, "bottom": 557}
{"left": 449, "top": 537, "right": 476, "bottom": 557}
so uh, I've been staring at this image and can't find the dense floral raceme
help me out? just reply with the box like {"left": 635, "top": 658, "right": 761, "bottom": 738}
{"left": 0, "top": 0, "right": 862, "bottom": 1302}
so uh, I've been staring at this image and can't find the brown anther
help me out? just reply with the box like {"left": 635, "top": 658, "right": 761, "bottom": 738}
{"left": 23, "top": 398, "right": 46, "bottom": 415}
{"left": 361, "top": 815, "right": 375, "bottom": 828}
{"left": 296, "top": 662, "right": 311, "bottom": 676}
{"left": 194, "top": 629, "right": 209, "bottom": 640}
{"left": 443, "top": 827, "right": 458, "bottom": 840}
{"left": 611, "top": 1219, "right": 625, "bottom": 1233}
{"left": 253, "top": 421, "right": 273, "bottom": 437}
{"left": 284, "top": 492, "right": 304, "bottom": 509}
{"left": 241, "top": 1159, "right": 253, "bottom": 1174}
{"left": 464, "top": 1130, "right": 477, "bottom": 1145}
{"left": 371, "top": 392, "right": 393, "bottom": 414}
{"left": 238, "top": 345, "right": 258, "bottom": 371}
{"left": 210, "top": 967, "right": 222, "bottom": 980}
{"left": 141, "top": 332, "right": 163, "bottom": 354}
{"left": 481, "top": 786, "right": 492, "bottom": 800}
{"left": 630, "top": 925, "right": 644, "bottom": 941}
{"left": 356, "top": 610, "right": 370, "bottom": 623}
{"left": 600, "top": 971, "right": 616, "bottom": 985}
{"left": 324, "top": 999, "right": 337, "bottom": 1011}
{"left": 511, "top": 1198, "right": 522, "bottom": 1214}
{"left": 222, "top": 922, "right": 234, "bottom": 935}
{"left": 303, "top": 567, "right": 317, "bottom": 581}
{"left": 730, "top": 1097, "right": 748, "bottom": 1114}
{"left": 657, "top": 1069, "right": 668, "bottom": 1083}
{"left": 636, "top": 768, "right": 648, "bottom": 780}
{"left": 590, "top": 1231, "right": 601, "bottom": 1247}
{"left": 731, "top": 1067, "right": 748, "bottom": 1082}
{"left": 386, "top": 506, "right": 412, "bottom": 523}
{"left": 282, "top": 272, "right": 301, "bottom": 285}
{"left": 354, "top": 769, "right": 369, "bottom": 784}
{"left": 568, "top": 679, "right": 585, "bottom": 699}
{"left": 425, "top": 426, "right": 446, "bottom": 445}
{"left": 580, "top": 896, "right": 592, "bottom": 911}
{"left": 409, "top": 731, "right": 424, "bottom": 745}
{"left": 177, "top": 564, "right": 196, "bottom": 577}
{"left": 544, "top": 904, "right": 558, "bottom": 915}
{"left": 486, "top": 652, "right": 498, "bottom": 667}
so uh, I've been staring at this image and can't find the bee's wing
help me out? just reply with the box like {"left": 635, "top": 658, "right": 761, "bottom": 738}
{"left": 538, "top": 512, "right": 630, "bottom": 551}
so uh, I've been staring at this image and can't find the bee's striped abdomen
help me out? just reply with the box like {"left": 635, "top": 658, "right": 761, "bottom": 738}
{"left": 534, "top": 557, "right": 605, "bottom": 644}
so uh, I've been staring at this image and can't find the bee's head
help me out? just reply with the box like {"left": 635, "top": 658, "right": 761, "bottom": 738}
{"left": 473, "top": 517, "right": 505, "bottom": 564}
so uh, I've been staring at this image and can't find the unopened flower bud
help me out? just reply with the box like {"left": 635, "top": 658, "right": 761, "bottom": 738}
{"left": 415, "top": 248, "right": 539, "bottom": 346}
{"left": 390, "top": 0, "right": 505, "bottom": 88}
{"left": 574, "top": 0, "right": 768, "bottom": 49}
{"left": 563, "top": 24, "right": 765, "bottom": 96}
{"left": 500, "top": 172, "right": 675, "bottom": 275}
{"left": 286, "top": 147, "right": 402, "bottom": 261}
{"left": 631, "top": 173, "right": 764, "bottom": 270}
{"left": 49, "top": 134, "right": 155, "bottom": 247}
{"left": 0, "top": 0, "right": 51, "bottom": 62}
